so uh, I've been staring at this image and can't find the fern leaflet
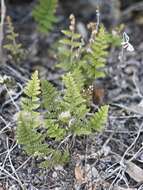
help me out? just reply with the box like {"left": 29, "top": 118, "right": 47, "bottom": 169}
{"left": 88, "top": 105, "right": 109, "bottom": 131}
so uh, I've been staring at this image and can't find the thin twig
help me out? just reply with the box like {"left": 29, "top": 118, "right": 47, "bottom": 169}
{"left": 120, "top": 122, "right": 143, "bottom": 165}
{"left": 6, "top": 138, "right": 25, "bottom": 189}
{"left": 0, "top": 0, "right": 6, "bottom": 64}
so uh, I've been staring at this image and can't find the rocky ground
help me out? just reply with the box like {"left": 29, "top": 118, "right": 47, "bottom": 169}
{"left": 0, "top": 0, "right": 143, "bottom": 189}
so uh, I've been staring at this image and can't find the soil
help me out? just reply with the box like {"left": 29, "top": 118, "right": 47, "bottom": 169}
{"left": 0, "top": 1, "right": 143, "bottom": 190}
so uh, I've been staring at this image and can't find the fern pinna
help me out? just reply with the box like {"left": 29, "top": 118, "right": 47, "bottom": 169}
{"left": 17, "top": 71, "right": 109, "bottom": 167}
{"left": 32, "top": 0, "right": 58, "bottom": 33}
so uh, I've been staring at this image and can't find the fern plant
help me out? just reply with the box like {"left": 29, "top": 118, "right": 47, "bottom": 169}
{"left": 4, "top": 16, "right": 24, "bottom": 63}
{"left": 17, "top": 71, "right": 69, "bottom": 166}
{"left": 57, "top": 15, "right": 121, "bottom": 86}
{"left": 17, "top": 71, "right": 109, "bottom": 168}
{"left": 32, "top": 0, "right": 58, "bottom": 33}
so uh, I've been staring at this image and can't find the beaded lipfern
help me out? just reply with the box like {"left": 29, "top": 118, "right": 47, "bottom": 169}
{"left": 17, "top": 71, "right": 68, "bottom": 166}
{"left": 17, "top": 71, "right": 109, "bottom": 167}
{"left": 32, "top": 0, "right": 58, "bottom": 33}
{"left": 57, "top": 15, "right": 120, "bottom": 86}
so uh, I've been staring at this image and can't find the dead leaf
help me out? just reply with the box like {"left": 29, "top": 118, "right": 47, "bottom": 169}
{"left": 126, "top": 161, "right": 143, "bottom": 183}
{"left": 74, "top": 165, "right": 86, "bottom": 184}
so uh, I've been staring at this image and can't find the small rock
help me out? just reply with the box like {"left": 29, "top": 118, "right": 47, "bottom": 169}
{"left": 91, "top": 167, "right": 99, "bottom": 178}
{"left": 54, "top": 165, "right": 64, "bottom": 171}
{"left": 52, "top": 171, "right": 58, "bottom": 178}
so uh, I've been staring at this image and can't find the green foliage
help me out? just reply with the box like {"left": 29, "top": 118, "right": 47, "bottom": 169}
{"left": 41, "top": 79, "right": 59, "bottom": 114}
{"left": 82, "top": 25, "right": 109, "bottom": 80}
{"left": 17, "top": 71, "right": 109, "bottom": 168}
{"left": 62, "top": 73, "right": 88, "bottom": 119}
{"left": 88, "top": 105, "right": 109, "bottom": 131}
{"left": 21, "top": 71, "right": 40, "bottom": 113}
{"left": 32, "top": 0, "right": 58, "bottom": 33}
{"left": 45, "top": 119, "right": 66, "bottom": 140}
{"left": 17, "top": 113, "right": 48, "bottom": 155}
{"left": 57, "top": 19, "right": 121, "bottom": 86}
{"left": 57, "top": 29, "right": 83, "bottom": 72}
{"left": 4, "top": 16, "right": 24, "bottom": 63}
{"left": 40, "top": 150, "right": 69, "bottom": 168}
{"left": 17, "top": 71, "right": 46, "bottom": 155}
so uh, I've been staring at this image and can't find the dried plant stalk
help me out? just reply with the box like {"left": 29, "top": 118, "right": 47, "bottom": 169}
{"left": 0, "top": 0, "right": 6, "bottom": 64}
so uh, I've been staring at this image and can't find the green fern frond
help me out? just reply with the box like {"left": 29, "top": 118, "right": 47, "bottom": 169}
{"left": 17, "top": 71, "right": 43, "bottom": 156}
{"left": 69, "top": 69, "right": 85, "bottom": 90}
{"left": 41, "top": 79, "right": 64, "bottom": 120}
{"left": 40, "top": 150, "right": 69, "bottom": 168}
{"left": 82, "top": 25, "right": 109, "bottom": 80}
{"left": 73, "top": 120, "right": 91, "bottom": 136}
{"left": 17, "top": 113, "right": 48, "bottom": 155}
{"left": 21, "top": 71, "right": 40, "bottom": 112}
{"left": 70, "top": 105, "right": 109, "bottom": 135}
{"left": 41, "top": 80, "right": 58, "bottom": 111}
{"left": 62, "top": 73, "right": 88, "bottom": 119}
{"left": 32, "top": 0, "right": 58, "bottom": 33}
{"left": 4, "top": 16, "right": 24, "bottom": 63}
{"left": 88, "top": 105, "right": 109, "bottom": 131}
{"left": 57, "top": 29, "right": 83, "bottom": 71}
{"left": 45, "top": 119, "right": 66, "bottom": 140}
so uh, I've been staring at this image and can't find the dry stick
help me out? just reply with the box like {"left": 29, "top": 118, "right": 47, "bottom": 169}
{"left": 108, "top": 163, "right": 125, "bottom": 190}
{"left": 0, "top": 115, "right": 8, "bottom": 125}
{"left": 0, "top": 0, "right": 6, "bottom": 64}
{"left": 0, "top": 143, "right": 17, "bottom": 171}
{"left": 116, "top": 170, "right": 130, "bottom": 189}
{"left": 108, "top": 122, "right": 143, "bottom": 189}
{"left": 0, "top": 154, "right": 32, "bottom": 179}
{"left": 105, "top": 129, "right": 143, "bottom": 134}
{"left": 6, "top": 138, "right": 25, "bottom": 190}
{"left": 110, "top": 103, "right": 143, "bottom": 116}
{"left": 0, "top": 141, "right": 25, "bottom": 189}
{"left": 128, "top": 146, "right": 143, "bottom": 162}
{"left": 120, "top": 122, "right": 143, "bottom": 165}
{"left": 1, "top": 84, "right": 21, "bottom": 112}
{"left": 15, "top": 156, "right": 32, "bottom": 172}
{"left": 0, "top": 122, "right": 11, "bottom": 135}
